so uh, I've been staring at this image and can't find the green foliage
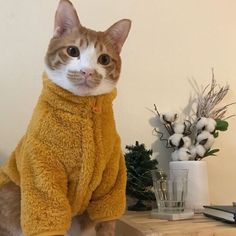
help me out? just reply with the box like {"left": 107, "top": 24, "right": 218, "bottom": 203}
{"left": 125, "top": 141, "right": 158, "bottom": 201}
{"left": 204, "top": 119, "right": 229, "bottom": 158}
{"left": 212, "top": 119, "right": 228, "bottom": 139}
{"left": 204, "top": 149, "right": 220, "bottom": 157}
{"left": 213, "top": 131, "right": 219, "bottom": 138}
{"left": 215, "top": 119, "right": 229, "bottom": 132}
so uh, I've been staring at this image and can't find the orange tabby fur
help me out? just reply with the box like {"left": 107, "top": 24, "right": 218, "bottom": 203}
{"left": 45, "top": 27, "right": 121, "bottom": 85}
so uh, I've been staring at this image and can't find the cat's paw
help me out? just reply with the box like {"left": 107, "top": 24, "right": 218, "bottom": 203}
{"left": 95, "top": 221, "right": 115, "bottom": 236}
{"left": 96, "top": 232, "right": 115, "bottom": 236}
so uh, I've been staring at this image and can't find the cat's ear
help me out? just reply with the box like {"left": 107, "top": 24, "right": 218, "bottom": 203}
{"left": 54, "top": 0, "right": 81, "bottom": 37}
{"left": 105, "top": 19, "right": 131, "bottom": 53}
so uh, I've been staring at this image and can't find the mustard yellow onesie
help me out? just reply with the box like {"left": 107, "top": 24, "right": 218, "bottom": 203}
{"left": 0, "top": 74, "right": 127, "bottom": 236}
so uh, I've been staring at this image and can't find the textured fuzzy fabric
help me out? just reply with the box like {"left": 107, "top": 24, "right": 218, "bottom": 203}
{"left": 0, "top": 74, "right": 126, "bottom": 236}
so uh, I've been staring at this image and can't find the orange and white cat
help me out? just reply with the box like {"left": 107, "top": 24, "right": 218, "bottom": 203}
{"left": 0, "top": 0, "right": 131, "bottom": 235}
{"left": 46, "top": 0, "right": 130, "bottom": 97}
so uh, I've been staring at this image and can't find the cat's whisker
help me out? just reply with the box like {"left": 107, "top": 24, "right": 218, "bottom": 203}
{"left": 68, "top": 70, "right": 81, "bottom": 74}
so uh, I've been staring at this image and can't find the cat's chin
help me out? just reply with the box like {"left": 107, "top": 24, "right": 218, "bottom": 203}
{"left": 75, "top": 81, "right": 97, "bottom": 90}
{"left": 66, "top": 82, "right": 116, "bottom": 96}
{"left": 73, "top": 85, "right": 96, "bottom": 96}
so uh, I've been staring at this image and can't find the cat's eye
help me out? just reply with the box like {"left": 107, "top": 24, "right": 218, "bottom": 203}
{"left": 98, "top": 54, "right": 111, "bottom": 66}
{"left": 67, "top": 46, "right": 80, "bottom": 58}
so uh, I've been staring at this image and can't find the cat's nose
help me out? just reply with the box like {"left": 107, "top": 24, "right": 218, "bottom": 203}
{"left": 80, "top": 68, "right": 95, "bottom": 79}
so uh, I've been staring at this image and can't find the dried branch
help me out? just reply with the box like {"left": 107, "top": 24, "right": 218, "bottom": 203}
{"left": 196, "top": 69, "right": 234, "bottom": 119}
{"left": 152, "top": 128, "right": 175, "bottom": 150}
{"left": 153, "top": 104, "right": 173, "bottom": 135}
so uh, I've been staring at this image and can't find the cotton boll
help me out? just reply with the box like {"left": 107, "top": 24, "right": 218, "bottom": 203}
{"left": 171, "top": 150, "right": 179, "bottom": 161}
{"left": 173, "top": 122, "right": 185, "bottom": 134}
{"left": 205, "top": 118, "right": 216, "bottom": 133}
{"left": 196, "top": 117, "right": 216, "bottom": 133}
{"left": 189, "top": 146, "right": 197, "bottom": 159}
{"left": 197, "top": 131, "right": 215, "bottom": 149}
{"left": 197, "top": 130, "right": 211, "bottom": 143}
{"left": 178, "top": 148, "right": 191, "bottom": 161}
{"left": 203, "top": 135, "right": 214, "bottom": 149}
{"left": 160, "top": 112, "right": 178, "bottom": 124}
{"left": 195, "top": 144, "right": 206, "bottom": 157}
{"left": 205, "top": 135, "right": 215, "bottom": 149}
{"left": 196, "top": 117, "right": 208, "bottom": 131}
{"left": 171, "top": 148, "right": 191, "bottom": 161}
{"left": 183, "top": 136, "right": 191, "bottom": 148}
{"left": 168, "top": 134, "right": 184, "bottom": 148}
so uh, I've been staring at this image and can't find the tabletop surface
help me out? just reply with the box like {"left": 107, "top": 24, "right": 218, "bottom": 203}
{"left": 116, "top": 211, "right": 236, "bottom": 236}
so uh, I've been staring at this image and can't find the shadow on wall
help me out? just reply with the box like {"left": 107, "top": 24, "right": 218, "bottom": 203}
{"left": 149, "top": 115, "right": 172, "bottom": 171}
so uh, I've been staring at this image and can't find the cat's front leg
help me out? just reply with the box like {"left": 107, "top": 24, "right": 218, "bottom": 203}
{"left": 0, "top": 181, "right": 21, "bottom": 236}
{"left": 95, "top": 220, "right": 115, "bottom": 236}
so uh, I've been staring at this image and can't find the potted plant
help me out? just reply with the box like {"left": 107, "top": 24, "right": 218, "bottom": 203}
{"left": 153, "top": 70, "right": 235, "bottom": 211}
{"left": 125, "top": 141, "right": 158, "bottom": 211}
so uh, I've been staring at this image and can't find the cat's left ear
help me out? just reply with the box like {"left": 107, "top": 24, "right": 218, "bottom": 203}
{"left": 105, "top": 19, "right": 132, "bottom": 53}
{"left": 54, "top": 0, "right": 81, "bottom": 37}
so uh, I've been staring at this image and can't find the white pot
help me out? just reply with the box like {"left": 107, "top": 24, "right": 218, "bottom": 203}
{"left": 169, "top": 161, "right": 210, "bottom": 212}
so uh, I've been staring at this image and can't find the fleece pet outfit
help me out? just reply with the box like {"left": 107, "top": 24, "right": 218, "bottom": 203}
{"left": 0, "top": 74, "right": 127, "bottom": 236}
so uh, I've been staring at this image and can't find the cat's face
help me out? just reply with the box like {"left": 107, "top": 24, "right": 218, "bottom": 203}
{"left": 45, "top": 0, "right": 131, "bottom": 96}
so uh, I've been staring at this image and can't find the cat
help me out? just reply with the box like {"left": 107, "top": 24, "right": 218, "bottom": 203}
{"left": 0, "top": 0, "right": 131, "bottom": 235}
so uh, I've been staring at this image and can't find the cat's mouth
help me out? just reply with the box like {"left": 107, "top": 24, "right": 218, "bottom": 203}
{"left": 67, "top": 70, "right": 101, "bottom": 89}
{"left": 67, "top": 76, "right": 99, "bottom": 89}
{"left": 77, "top": 80, "right": 98, "bottom": 89}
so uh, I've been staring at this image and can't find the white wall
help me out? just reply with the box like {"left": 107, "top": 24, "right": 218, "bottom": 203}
{"left": 0, "top": 0, "right": 236, "bottom": 204}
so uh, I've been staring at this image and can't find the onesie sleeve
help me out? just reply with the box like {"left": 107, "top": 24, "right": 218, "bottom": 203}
{"left": 87, "top": 146, "right": 127, "bottom": 222}
{"left": 20, "top": 149, "right": 71, "bottom": 236}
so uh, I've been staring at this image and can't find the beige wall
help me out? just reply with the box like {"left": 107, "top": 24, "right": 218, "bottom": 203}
{"left": 0, "top": 0, "right": 236, "bottom": 205}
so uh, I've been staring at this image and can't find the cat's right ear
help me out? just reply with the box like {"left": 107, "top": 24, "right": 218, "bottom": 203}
{"left": 54, "top": 0, "right": 81, "bottom": 37}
